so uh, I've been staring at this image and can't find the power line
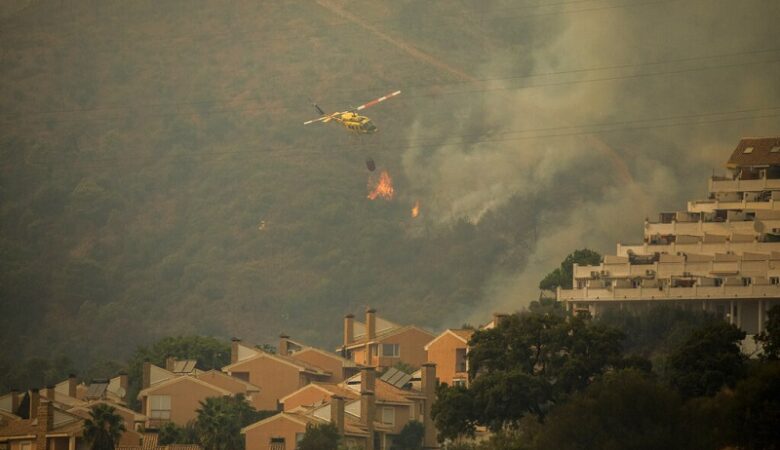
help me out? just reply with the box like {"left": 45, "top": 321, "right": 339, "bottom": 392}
{"left": 0, "top": 0, "right": 674, "bottom": 51}
{"left": 3, "top": 48, "right": 777, "bottom": 123}
{"left": 26, "top": 106, "right": 780, "bottom": 172}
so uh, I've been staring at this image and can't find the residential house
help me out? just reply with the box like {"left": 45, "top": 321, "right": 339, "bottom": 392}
{"left": 425, "top": 329, "right": 473, "bottom": 387}
{"left": 2, "top": 375, "right": 145, "bottom": 448}
{"left": 116, "top": 431, "right": 202, "bottom": 450}
{"left": 278, "top": 336, "right": 361, "bottom": 383}
{"left": 137, "top": 360, "right": 262, "bottom": 428}
{"left": 340, "top": 308, "right": 436, "bottom": 370}
{"left": 223, "top": 341, "right": 332, "bottom": 411}
{"left": 0, "top": 396, "right": 84, "bottom": 450}
{"left": 243, "top": 365, "right": 440, "bottom": 449}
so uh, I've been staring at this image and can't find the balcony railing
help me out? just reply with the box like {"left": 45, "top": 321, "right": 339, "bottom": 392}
{"left": 558, "top": 284, "right": 780, "bottom": 301}
{"left": 616, "top": 241, "right": 780, "bottom": 257}
{"left": 709, "top": 177, "right": 780, "bottom": 193}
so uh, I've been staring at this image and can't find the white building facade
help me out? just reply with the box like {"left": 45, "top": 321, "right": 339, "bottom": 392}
{"left": 558, "top": 137, "right": 780, "bottom": 335}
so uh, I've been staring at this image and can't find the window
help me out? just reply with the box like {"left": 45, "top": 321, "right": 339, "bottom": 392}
{"left": 743, "top": 146, "right": 754, "bottom": 154}
{"left": 295, "top": 433, "right": 305, "bottom": 446}
{"left": 149, "top": 395, "right": 171, "bottom": 420}
{"left": 455, "top": 348, "right": 467, "bottom": 373}
{"left": 19, "top": 442, "right": 32, "bottom": 450}
{"left": 269, "top": 437, "right": 286, "bottom": 450}
{"left": 381, "top": 407, "right": 395, "bottom": 426}
{"left": 233, "top": 372, "right": 249, "bottom": 382}
{"left": 453, "top": 379, "right": 467, "bottom": 388}
{"left": 380, "top": 343, "right": 400, "bottom": 357}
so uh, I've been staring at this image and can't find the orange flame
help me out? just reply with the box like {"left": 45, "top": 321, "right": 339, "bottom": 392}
{"left": 411, "top": 200, "right": 420, "bottom": 218}
{"left": 367, "top": 170, "right": 395, "bottom": 200}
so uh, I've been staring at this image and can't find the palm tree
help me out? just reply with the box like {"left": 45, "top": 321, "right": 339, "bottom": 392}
{"left": 195, "top": 395, "right": 262, "bottom": 450}
{"left": 83, "top": 403, "right": 126, "bottom": 450}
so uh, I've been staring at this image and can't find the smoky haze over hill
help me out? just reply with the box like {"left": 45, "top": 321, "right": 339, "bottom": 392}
{"left": 1, "top": 0, "right": 778, "bottom": 369}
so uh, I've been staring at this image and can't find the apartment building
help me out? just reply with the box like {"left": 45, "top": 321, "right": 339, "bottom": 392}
{"left": 558, "top": 137, "right": 780, "bottom": 335}
{"left": 340, "top": 308, "right": 436, "bottom": 370}
{"left": 243, "top": 365, "right": 439, "bottom": 450}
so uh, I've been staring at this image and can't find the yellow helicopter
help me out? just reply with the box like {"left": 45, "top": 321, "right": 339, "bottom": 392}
{"left": 304, "top": 90, "right": 401, "bottom": 134}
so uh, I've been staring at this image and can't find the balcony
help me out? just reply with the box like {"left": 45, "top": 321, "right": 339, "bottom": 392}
{"left": 688, "top": 198, "right": 780, "bottom": 213}
{"left": 558, "top": 283, "right": 780, "bottom": 302}
{"left": 617, "top": 241, "right": 780, "bottom": 257}
{"left": 709, "top": 176, "right": 780, "bottom": 193}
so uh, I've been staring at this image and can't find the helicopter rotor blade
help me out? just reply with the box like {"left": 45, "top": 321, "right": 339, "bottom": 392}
{"left": 303, "top": 116, "right": 329, "bottom": 125}
{"left": 354, "top": 90, "right": 401, "bottom": 112}
{"left": 303, "top": 111, "right": 345, "bottom": 125}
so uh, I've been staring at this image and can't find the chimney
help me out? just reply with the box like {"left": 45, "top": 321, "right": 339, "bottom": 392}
{"left": 10, "top": 389, "right": 19, "bottom": 415}
{"left": 344, "top": 314, "right": 355, "bottom": 346}
{"left": 493, "top": 312, "right": 508, "bottom": 327}
{"left": 366, "top": 308, "right": 376, "bottom": 341}
{"left": 142, "top": 361, "right": 151, "bottom": 389}
{"left": 361, "top": 367, "right": 376, "bottom": 394}
{"left": 421, "top": 363, "right": 438, "bottom": 449}
{"left": 361, "top": 391, "right": 375, "bottom": 450}
{"left": 279, "top": 334, "right": 290, "bottom": 356}
{"left": 366, "top": 308, "right": 377, "bottom": 367}
{"left": 165, "top": 356, "right": 175, "bottom": 372}
{"left": 330, "top": 395, "right": 345, "bottom": 435}
{"left": 44, "top": 385, "right": 55, "bottom": 401}
{"left": 118, "top": 372, "right": 128, "bottom": 392}
{"left": 29, "top": 388, "right": 40, "bottom": 419}
{"left": 67, "top": 374, "right": 77, "bottom": 398}
{"left": 231, "top": 337, "right": 241, "bottom": 364}
{"left": 36, "top": 399, "right": 53, "bottom": 432}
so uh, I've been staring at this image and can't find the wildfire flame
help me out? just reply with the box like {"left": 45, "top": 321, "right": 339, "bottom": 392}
{"left": 411, "top": 200, "right": 420, "bottom": 218}
{"left": 367, "top": 170, "right": 395, "bottom": 200}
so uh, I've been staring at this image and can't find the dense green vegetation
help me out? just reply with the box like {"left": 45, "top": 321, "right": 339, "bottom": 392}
{"left": 83, "top": 403, "right": 126, "bottom": 450}
{"left": 433, "top": 306, "right": 780, "bottom": 450}
{"left": 299, "top": 423, "right": 341, "bottom": 450}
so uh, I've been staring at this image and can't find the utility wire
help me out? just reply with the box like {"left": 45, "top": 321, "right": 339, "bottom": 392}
{"left": 26, "top": 107, "right": 780, "bottom": 172}
{"left": 3, "top": 49, "right": 777, "bottom": 122}
{"left": 0, "top": 0, "right": 675, "bottom": 50}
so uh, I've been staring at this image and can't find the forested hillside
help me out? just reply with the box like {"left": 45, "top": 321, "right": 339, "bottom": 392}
{"left": 2, "top": 0, "right": 778, "bottom": 370}
{"left": 0, "top": 0, "right": 556, "bottom": 367}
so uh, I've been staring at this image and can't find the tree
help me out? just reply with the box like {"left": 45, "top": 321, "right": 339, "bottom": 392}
{"left": 755, "top": 305, "right": 780, "bottom": 360}
{"left": 433, "top": 311, "right": 625, "bottom": 436}
{"left": 83, "top": 403, "right": 126, "bottom": 450}
{"left": 392, "top": 421, "right": 424, "bottom": 450}
{"left": 538, "top": 249, "right": 601, "bottom": 291}
{"left": 431, "top": 384, "right": 476, "bottom": 441}
{"left": 535, "top": 370, "right": 683, "bottom": 450}
{"left": 298, "top": 423, "right": 340, "bottom": 450}
{"left": 195, "top": 394, "right": 272, "bottom": 450}
{"left": 727, "top": 361, "right": 780, "bottom": 450}
{"left": 667, "top": 321, "right": 746, "bottom": 398}
{"left": 159, "top": 421, "right": 199, "bottom": 445}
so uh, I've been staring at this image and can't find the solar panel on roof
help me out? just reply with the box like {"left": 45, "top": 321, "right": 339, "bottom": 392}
{"left": 380, "top": 367, "right": 399, "bottom": 382}
{"left": 380, "top": 367, "right": 412, "bottom": 388}
{"left": 86, "top": 382, "right": 107, "bottom": 399}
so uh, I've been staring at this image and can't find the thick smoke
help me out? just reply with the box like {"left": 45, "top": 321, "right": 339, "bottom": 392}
{"left": 401, "top": 0, "right": 780, "bottom": 322}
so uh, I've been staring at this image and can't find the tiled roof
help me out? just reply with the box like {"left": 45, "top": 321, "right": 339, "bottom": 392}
{"left": 344, "top": 325, "right": 435, "bottom": 350}
{"left": 288, "top": 341, "right": 358, "bottom": 367}
{"left": 451, "top": 329, "right": 474, "bottom": 341}
{"left": 726, "top": 137, "right": 780, "bottom": 168}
